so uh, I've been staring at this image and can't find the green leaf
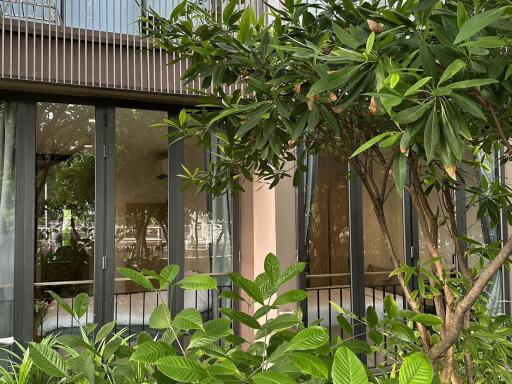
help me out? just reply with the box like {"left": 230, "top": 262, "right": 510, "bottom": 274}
{"left": 277, "top": 262, "right": 306, "bottom": 286}
{"left": 332, "top": 22, "right": 360, "bottom": 49}
{"left": 157, "top": 356, "right": 207, "bottom": 382}
{"left": 220, "top": 308, "right": 261, "bottom": 329}
{"left": 160, "top": 265, "right": 180, "bottom": 288}
{"left": 287, "top": 326, "right": 328, "bottom": 351}
{"left": 252, "top": 372, "right": 296, "bottom": 384}
{"left": 446, "top": 78, "right": 498, "bottom": 89}
{"left": 73, "top": 293, "right": 89, "bottom": 319}
{"left": 393, "top": 153, "right": 407, "bottom": 197}
{"left": 351, "top": 132, "right": 394, "bottom": 158}
{"left": 399, "top": 352, "right": 433, "bottom": 384}
{"left": 264, "top": 253, "right": 280, "bottom": 284}
{"left": 265, "top": 313, "right": 300, "bottom": 330}
{"left": 179, "top": 110, "right": 187, "bottom": 125}
{"left": 450, "top": 93, "right": 486, "bottom": 120}
{"left": 454, "top": 7, "right": 508, "bottom": 44}
{"left": 68, "top": 350, "right": 95, "bottom": 383}
{"left": 238, "top": 7, "right": 256, "bottom": 44}
{"left": 424, "top": 106, "right": 440, "bottom": 164}
{"left": 366, "top": 306, "right": 378, "bottom": 328}
{"left": 28, "top": 343, "right": 67, "bottom": 378}
{"left": 393, "top": 103, "right": 431, "bottom": 125}
{"left": 229, "top": 272, "right": 264, "bottom": 304}
{"left": 438, "top": 59, "right": 465, "bottom": 85}
{"left": 95, "top": 321, "right": 116, "bottom": 344}
{"left": 170, "top": 0, "right": 187, "bottom": 21}
{"left": 223, "top": 0, "right": 237, "bottom": 24}
{"left": 149, "top": 304, "right": 172, "bottom": 329}
{"left": 404, "top": 77, "right": 431, "bottom": 97}
{"left": 410, "top": 313, "right": 444, "bottom": 326}
{"left": 365, "top": 32, "right": 375, "bottom": 55}
{"left": 332, "top": 346, "right": 368, "bottom": 384}
{"left": 390, "top": 73, "right": 400, "bottom": 89}
{"left": 384, "top": 295, "right": 398, "bottom": 318}
{"left": 178, "top": 274, "right": 217, "bottom": 290}
{"left": 399, "top": 123, "right": 421, "bottom": 153}
{"left": 173, "top": 308, "right": 204, "bottom": 330}
{"left": 308, "top": 65, "right": 360, "bottom": 96}
{"left": 48, "top": 291, "right": 74, "bottom": 318}
{"left": 131, "top": 341, "right": 174, "bottom": 364}
{"left": 117, "top": 267, "right": 154, "bottom": 291}
{"left": 273, "top": 290, "right": 308, "bottom": 306}
{"left": 189, "top": 319, "right": 233, "bottom": 348}
{"left": 289, "top": 352, "right": 328, "bottom": 379}
{"left": 419, "top": 39, "right": 436, "bottom": 80}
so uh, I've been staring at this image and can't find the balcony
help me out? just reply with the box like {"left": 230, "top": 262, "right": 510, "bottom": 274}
{"left": 0, "top": 0, "right": 201, "bottom": 94}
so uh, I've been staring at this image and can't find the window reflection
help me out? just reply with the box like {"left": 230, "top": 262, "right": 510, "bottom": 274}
{"left": 34, "top": 102, "right": 95, "bottom": 339}
{"left": 0, "top": 101, "right": 16, "bottom": 339}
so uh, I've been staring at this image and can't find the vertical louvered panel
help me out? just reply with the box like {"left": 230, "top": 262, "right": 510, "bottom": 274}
{"left": 0, "top": 0, "right": 190, "bottom": 94}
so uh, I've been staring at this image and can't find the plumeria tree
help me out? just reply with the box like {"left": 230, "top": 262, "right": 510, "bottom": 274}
{"left": 145, "top": 0, "right": 512, "bottom": 382}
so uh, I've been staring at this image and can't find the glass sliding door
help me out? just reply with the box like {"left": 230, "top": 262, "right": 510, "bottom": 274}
{"left": 34, "top": 102, "right": 95, "bottom": 339}
{"left": 183, "top": 138, "right": 234, "bottom": 320}
{"left": 305, "top": 153, "right": 351, "bottom": 336}
{"left": 0, "top": 101, "right": 16, "bottom": 341}
{"left": 114, "top": 108, "right": 168, "bottom": 333}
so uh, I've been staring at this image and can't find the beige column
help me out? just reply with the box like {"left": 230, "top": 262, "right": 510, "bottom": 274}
{"left": 238, "top": 175, "right": 299, "bottom": 340}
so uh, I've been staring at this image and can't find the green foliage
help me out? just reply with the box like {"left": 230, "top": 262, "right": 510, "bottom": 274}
{"left": 0, "top": 256, "right": 440, "bottom": 383}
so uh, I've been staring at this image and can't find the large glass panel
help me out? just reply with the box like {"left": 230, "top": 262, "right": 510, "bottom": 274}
{"left": 362, "top": 160, "right": 405, "bottom": 312}
{"left": 305, "top": 153, "right": 351, "bottom": 336}
{"left": 183, "top": 138, "right": 233, "bottom": 320}
{"left": 34, "top": 103, "right": 95, "bottom": 339}
{"left": 114, "top": 108, "right": 168, "bottom": 333}
{"left": 0, "top": 101, "right": 16, "bottom": 340}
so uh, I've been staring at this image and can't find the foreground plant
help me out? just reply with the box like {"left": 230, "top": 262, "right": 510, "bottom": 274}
{"left": 144, "top": 0, "right": 512, "bottom": 382}
{"left": 1, "top": 255, "right": 438, "bottom": 383}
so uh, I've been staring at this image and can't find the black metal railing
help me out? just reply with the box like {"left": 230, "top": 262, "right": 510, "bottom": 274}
{"left": 34, "top": 276, "right": 233, "bottom": 338}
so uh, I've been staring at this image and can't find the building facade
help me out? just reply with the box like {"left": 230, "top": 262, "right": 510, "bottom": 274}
{"left": 1, "top": 0, "right": 511, "bottom": 352}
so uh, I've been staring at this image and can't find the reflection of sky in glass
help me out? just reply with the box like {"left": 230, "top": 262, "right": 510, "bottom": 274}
{"left": 1, "top": 0, "right": 177, "bottom": 34}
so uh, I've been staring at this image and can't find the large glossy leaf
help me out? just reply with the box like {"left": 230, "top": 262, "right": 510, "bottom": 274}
{"left": 265, "top": 313, "right": 300, "bottom": 331}
{"left": 454, "top": 7, "right": 508, "bottom": 44}
{"left": 332, "top": 346, "right": 368, "bottom": 384}
{"left": 277, "top": 262, "right": 306, "bottom": 286}
{"left": 131, "top": 341, "right": 174, "bottom": 364}
{"left": 68, "top": 350, "right": 95, "bottom": 383}
{"left": 238, "top": 7, "right": 255, "bottom": 44}
{"left": 220, "top": 308, "right": 261, "bottom": 329}
{"left": 157, "top": 356, "right": 207, "bottom": 382}
{"left": 410, "top": 313, "right": 443, "bottom": 326}
{"left": 438, "top": 59, "right": 465, "bottom": 85}
{"left": 189, "top": 319, "right": 233, "bottom": 348}
{"left": 332, "top": 22, "right": 360, "bottom": 49}
{"left": 48, "top": 291, "right": 74, "bottom": 317}
{"left": 252, "top": 372, "right": 296, "bottom": 384}
{"left": 149, "top": 303, "right": 172, "bottom": 329}
{"left": 393, "top": 103, "right": 431, "bottom": 125}
{"left": 273, "top": 290, "right": 308, "bottom": 306}
{"left": 308, "top": 65, "right": 360, "bottom": 96}
{"left": 404, "top": 77, "right": 432, "bottom": 97}
{"left": 419, "top": 39, "right": 436, "bottom": 80}
{"left": 384, "top": 295, "right": 398, "bottom": 318}
{"left": 73, "top": 293, "right": 89, "bottom": 319}
{"left": 446, "top": 78, "right": 498, "bottom": 89}
{"left": 287, "top": 326, "right": 328, "bottom": 351}
{"left": 450, "top": 93, "right": 485, "bottom": 120}
{"left": 399, "top": 352, "right": 433, "bottom": 384}
{"left": 393, "top": 153, "right": 407, "bottom": 197}
{"left": 264, "top": 253, "right": 280, "bottom": 284}
{"left": 424, "top": 106, "right": 440, "bottom": 164}
{"left": 28, "top": 343, "right": 67, "bottom": 378}
{"left": 289, "top": 352, "right": 328, "bottom": 379}
{"left": 229, "top": 272, "right": 264, "bottom": 304}
{"left": 117, "top": 267, "right": 154, "bottom": 291}
{"left": 178, "top": 274, "right": 217, "bottom": 290}
{"left": 173, "top": 308, "right": 204, "bottom": 330}
{"left": 95, "top": 321, "right": 116, "bottom": 344}
{"left": 160, "top": 265, "right": 180, "bottom": 288}
{"left": 351, "top": 132, "right": 394, "bottom": 158}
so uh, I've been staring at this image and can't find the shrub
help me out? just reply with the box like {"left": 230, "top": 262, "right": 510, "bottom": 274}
{"left": 1, "top": 254, "right": 436, "bottom": 383}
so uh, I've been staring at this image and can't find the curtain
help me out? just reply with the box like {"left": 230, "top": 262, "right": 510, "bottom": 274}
{"left": 474, "top": 153, "right": 505, "bottom": 315}
{"left": 0, "top": 102, "right": 16, "bottom": 338}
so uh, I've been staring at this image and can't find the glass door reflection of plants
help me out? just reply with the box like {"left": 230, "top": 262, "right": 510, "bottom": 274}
{"left": 34, "top": 103, "right": 95, "bottom": 340}
{"left": 114, "top": 108, "right": 169, "bottom": 334}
